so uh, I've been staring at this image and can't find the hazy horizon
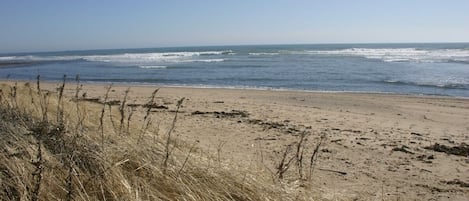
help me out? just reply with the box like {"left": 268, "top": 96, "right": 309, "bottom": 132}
{"left": 2, "top": 42, "right": 469, "bottom": 55}
{"left": 1, "top": 0, "right": 469, "bottom": 53}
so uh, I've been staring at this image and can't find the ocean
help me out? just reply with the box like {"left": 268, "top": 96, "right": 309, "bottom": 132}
{"left": 1, "top": 43, "right": 469, "bottom": 97}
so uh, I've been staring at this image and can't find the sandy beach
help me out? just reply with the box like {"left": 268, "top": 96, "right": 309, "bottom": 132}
{"left": 2, "top": 1, "right": 468, "bottom": 200}
{"left": 1, "top": 80, "right": 468, "bottom": 200}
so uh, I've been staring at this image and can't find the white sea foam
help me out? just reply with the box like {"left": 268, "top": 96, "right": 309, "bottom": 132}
{"left": 248, "top": 52, "right": 280, "bottom": 56}
{"left": 0, "top": 55, "right": 43, "bottom": 61}
{"left": 83, "top": 51, "right": 230, "bottom": 63}
{"left": 306, "top": 48, "right": 469, "bottom": 63}
{"left": 0, "top": 50, "right": 232, "bottom": 64}
{"left": 185, "top": 59, "right": 225, "bottom": 63}
{"left": 138, "top": 65, "right": 167, "bottom": 69}
{"left": 384, "top": 76, "right": 469, "bottom": 90}
{"left": 0, "top": 56, "right": 17, "bottom": 61}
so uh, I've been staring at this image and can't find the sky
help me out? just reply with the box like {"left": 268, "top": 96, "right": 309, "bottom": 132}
{"left": 0, "top": 0, "right": 468, "bottom": 53}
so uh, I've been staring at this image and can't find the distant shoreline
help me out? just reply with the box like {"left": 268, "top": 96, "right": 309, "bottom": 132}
{"left": 1, "top": 79, "right": 467, "bottom": 100}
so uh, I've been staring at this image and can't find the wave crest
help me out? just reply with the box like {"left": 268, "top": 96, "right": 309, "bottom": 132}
{"left": 307, "top": 48, "right": 469, "bottom": 63}
{"left": 248, "top": 52, "right": 280, "bottom": 56}
{"left": 0, "top": 50, "right": 232, "bottom": 64}
{"left": 383, "top": 79, "right": 469, "bottom": 89}
{"left": 138, "top": 65, "right": 167, "bottom": 69}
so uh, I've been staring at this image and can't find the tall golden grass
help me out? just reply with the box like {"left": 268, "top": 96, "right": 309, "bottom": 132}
{"left": 0, "top": 79, "right": 324, "bottom": 201}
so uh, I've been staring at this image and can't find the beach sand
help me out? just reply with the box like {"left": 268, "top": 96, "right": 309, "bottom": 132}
{"left": 2, "top": 80, "right": 468, "bottom": 200}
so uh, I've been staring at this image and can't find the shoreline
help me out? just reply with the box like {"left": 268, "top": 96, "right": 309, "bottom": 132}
{"left": 2, "top": 78, "right": 468, "bottom": 100}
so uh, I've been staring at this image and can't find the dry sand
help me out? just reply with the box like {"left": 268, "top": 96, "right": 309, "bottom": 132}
{"left": 2, "top": 80, "right": 469, "bottom": 200}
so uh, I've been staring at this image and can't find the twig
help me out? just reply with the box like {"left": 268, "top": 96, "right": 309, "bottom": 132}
{"left": 126, "top": 100, "right": 136, "bottom": 135}
{"left": 74, "top": 74, "right": 84, "bottom": 132}
{"left": 177, "top": 141, "right": 198, "bottom": 177}
{"left": 108, "top": 101, "right": 117, "bottom": 132}
{"left": 296, "top": 131, "right": 307, "bottom": 179}
{"left": 99, "top": 84, "right": 113, "bottom": 149}
{"left": 308, "top": 133, "right": 326, "bottom": 180}
{"left": 163, "top": 97, "right": 185, "bottom": 168}
{"left": 57, "top": 75, "right": 66, "bottom": 123}
{"left": 276, "top": 143, "right": 296, "bottom": 179}
{"left": 138, "top": 89, "right": 159, "bottom": 143}
{"left": 318, "top": 168, "right": 347, "bottom": 175}
{"left": 36, "top": 75, "right": 48, "bottom": 122}
{"left": 119, "top": 87, "right": 130, "bottom": 135}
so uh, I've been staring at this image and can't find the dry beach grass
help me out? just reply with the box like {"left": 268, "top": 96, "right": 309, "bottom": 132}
{"left": 1, "top": 78, "right": 469, "bottom": 200}
{"left": 0, "top": 78, "right": 298, "bottom": 201}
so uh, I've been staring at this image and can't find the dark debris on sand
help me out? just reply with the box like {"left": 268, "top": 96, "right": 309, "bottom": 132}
{"left": 191, "top": 110, "right": 249, "bottom": 118}
{"left": 392, "top": 145, "right": 414, "bottom": 154}
{"left": 424, "top": 143, "right": 469, "bottom": 157}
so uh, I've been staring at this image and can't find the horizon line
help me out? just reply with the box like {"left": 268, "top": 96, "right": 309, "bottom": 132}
{"left": 2, "top": 41, "right": 469, "bottom": 55}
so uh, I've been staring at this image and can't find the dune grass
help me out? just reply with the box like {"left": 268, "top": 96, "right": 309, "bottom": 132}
{"left": 0, "top": 78, "right": 327, "bottom": 201}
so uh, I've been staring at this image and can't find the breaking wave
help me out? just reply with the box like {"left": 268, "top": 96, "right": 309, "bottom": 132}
{"left": 248, "top": 52, "right": 280, "bottom": 56}
{"left": 306, "top": 48, "right": 469, "bottom": 63}
{"left": 186, "top": 59, "right": 224, "bottom": 63}
{"left": 382, "top": 79, "right": 469, "bottom": 90}
{"left": 138, "top": 65, "right": 167, "bottom": 69}
{"left": 0, "top": 50, "right": 232, "bottom": 64}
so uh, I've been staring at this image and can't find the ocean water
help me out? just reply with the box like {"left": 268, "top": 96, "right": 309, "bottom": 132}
{"left": 1, "top": 43, "right": 469, "bottom": 97}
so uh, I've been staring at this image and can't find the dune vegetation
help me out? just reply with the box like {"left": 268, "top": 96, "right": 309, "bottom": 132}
{"left": 0, "top": 77, "right": 323, "bottom": 201}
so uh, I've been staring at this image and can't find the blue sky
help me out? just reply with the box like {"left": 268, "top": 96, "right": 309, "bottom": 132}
{"left": 1, "top": 0, "right": 468, "bottom": 53}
